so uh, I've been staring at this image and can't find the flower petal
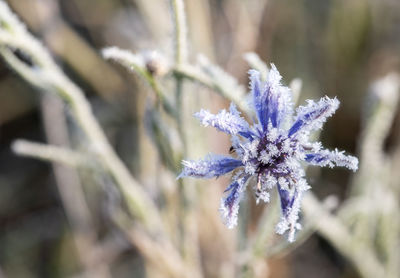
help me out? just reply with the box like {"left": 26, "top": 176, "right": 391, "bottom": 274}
{"left": 275, "top": 188, "right": 303, "bottom": 242}
{"left": 276, "top": 178, "right": 309, "bottom": 242}
{"left": 250, "top": 65, "right": 292, "bottom": 130}
{"left": 178, "top": 154, "right": 242, "bottom": 179}
{"left": 219, "top": 175, "right": 249, "bottom": 228}
{"left": 249, "top": 69, "right": 264, "bottom": 124}
{"left": 194, "top": 103, "right": 251, "bottom": 137}
{"left": 289, "top": 96, "right": 339, "bottom": 137}
{"left": 277, "top": 183, "right": 294, "bottom": 216}
{"left": 304, "top": 148, "right": 358, "bottom": 172}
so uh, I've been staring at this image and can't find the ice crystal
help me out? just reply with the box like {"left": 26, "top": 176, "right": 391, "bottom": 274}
{"left": 179, "top": 64, "right": 358, "bottom": 242}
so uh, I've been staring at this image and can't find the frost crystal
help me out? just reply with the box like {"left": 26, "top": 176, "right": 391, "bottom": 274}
{"left": 179, "top": 64, "right": 358, "bottom": 242}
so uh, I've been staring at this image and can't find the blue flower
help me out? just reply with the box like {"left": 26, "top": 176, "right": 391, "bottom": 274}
{"left": 179, "top": 64, "right": 358, "bottom": 242}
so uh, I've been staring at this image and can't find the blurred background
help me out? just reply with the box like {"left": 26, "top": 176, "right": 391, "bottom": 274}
{"left": 1, "top": 0, "right": 400, "bottom": 277}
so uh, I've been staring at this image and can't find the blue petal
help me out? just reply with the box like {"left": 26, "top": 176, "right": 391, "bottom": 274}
{"left": 194, "top": 103, "right": 251, "bottom": 137}
{"left": 305, "top": 153, "right": 325, "bottom": 163}
{"left": 304, "top": 148, "right": 358, "bottom": 171}
{"left": 178, "top": 155, "right": 242, "bottom": 179}
{"left": 277, "top": 184, "right": 294, "bottom": 216}
{"left": 249, "top": 69, "right": 265, "bottom": 126}
{"left": 250, "top": 65, "right": 292, "bottom": 131}
{"left": 219, "top": 175, "right": 250, "bottom": 228}
{"left": 289, "top": 96, "right": 339, "bottom": 137}
{"left": 224, "top": 181, "right": 240, "bottom": 207}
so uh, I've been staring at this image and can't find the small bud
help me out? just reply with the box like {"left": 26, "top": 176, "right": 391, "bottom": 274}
{"left": 142, "top": 50, "right": 168, "bottom": 76}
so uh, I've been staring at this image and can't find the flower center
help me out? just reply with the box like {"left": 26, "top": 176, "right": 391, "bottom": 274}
{"left": 255, "top": 135, "right": 295, "bottom": 175}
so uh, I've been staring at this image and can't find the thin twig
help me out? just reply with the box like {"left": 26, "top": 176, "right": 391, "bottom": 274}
{"left": 0, "top": 0, "right": 164, "bottom": 239}
{"left": 102, "top": 46, "right": 177, "bottom": 117}
{"left": 170, "top": 1, "right": 203, "bottom": 277}
{"left": 170, "top": 0, "right": 188, "bottom": 65}
{"left": 173, "top": 64, "right": 248, "bottom": 113}
{"left": 302, "top": 193, "right": 385, "bottom": 278}
{"left": 12, "top": 139, "right": 90, "bottom": 168}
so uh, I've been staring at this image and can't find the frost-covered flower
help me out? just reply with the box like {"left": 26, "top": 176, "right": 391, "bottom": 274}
{"left": 179, "top": 64, "right": 358, "bottom": 242}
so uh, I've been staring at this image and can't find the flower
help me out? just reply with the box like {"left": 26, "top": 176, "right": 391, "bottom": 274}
{"left": 179, "top": 64, "right": 358, "bottom": 242}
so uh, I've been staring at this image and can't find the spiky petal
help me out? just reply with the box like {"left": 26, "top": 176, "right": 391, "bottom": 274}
{"left": 194, "top": 103, "right": 251, "bottom": 137}
{"left": 219, "top": 175, "right": 249, "bottom": 228}
{"left": 305, "top": 149, "right": 358, "bottom": 172}
{"left": 179, "top": 155, "right": 243, "bottom": 179}
{"left": 289, "top": 96, "right": 339, "bottom": 137}
{"left": 250, "top": 64, "right": 292, "bottom": 130}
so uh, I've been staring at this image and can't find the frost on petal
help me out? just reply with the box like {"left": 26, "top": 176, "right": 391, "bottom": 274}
{"left": 219, "top": 176, "right": 249, "bottom": 228}
{"left": 276, "top": 180, "right": 308, "bottom": 242}
{"left": 277, "top": 184, "right": 293, "bottom": 216}
{"left": 251, "top": 64, "right": 293, "bottom": 130}
{"left": 194, "top": 105, "right": 251, "bottom": 137}
{"left": 249, "top": 69, "right": 264, "bottom": 124}
{"left": 178, "top": 155, "right": 242, "bottom": 179}
{"left": 305, "top": 148, "right": 359, "bottom": 172}
{"left": 267, "top": 64, "right": 293, "bottom": 129}
{"left": 289, "top": 96, "right": 340, "bottom": 137}
{"left": 229, "top": 103, "right": 254, "bottom": 138}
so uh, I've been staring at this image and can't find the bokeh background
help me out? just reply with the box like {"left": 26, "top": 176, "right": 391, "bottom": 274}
{"left": 1, "top": 0, "right": 400, "bottom": 277}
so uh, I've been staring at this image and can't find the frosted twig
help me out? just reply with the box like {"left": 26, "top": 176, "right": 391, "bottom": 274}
{"left": 102, "top": 46, "right": 176, "bottom": 116}
{"left": 302, "top": 193, "right": 385, "bottom": 278}
{"left": 40, "top": 93, "right": 111, "bottom": 278}
{"left": 170, "top": 0, "right": 188, "bottom": 65}
{"left": 169, "top": 2, "right": 203, "bottom": 276}
{"left": 173, "top": 64, "right": 249, "bottom": 113}
{"left": 358, "top": 73, "right": 400, "bottom": 173}
{"left": 113, "top": 211, "right": 190, "bottom": 278}
{"left": 343, "top": 73, "right": 400, "bottom": 278}
{"left": 12, "top": 139, "right": 91, "bottom": 168}
{"left": 0, "top": 0, "right": 164, "bottom": 236}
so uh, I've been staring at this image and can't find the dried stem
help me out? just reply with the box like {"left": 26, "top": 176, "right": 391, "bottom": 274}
{"left": 0, "top": 0, "right": 164, "bottom": 241}
{"left": 12, "top": 139, "right": 90, "bottom": 168}
{"left": 102, "top": 46, "right": 177, "bottom": 117}
{"left": 170, "top": 1, "right": 202, "bottom": 276}
{"left": 302, "top": 193, "right": 385, "bottom": 278}
{"left": 170, "top": 0, "right": 188, "bottom": 66}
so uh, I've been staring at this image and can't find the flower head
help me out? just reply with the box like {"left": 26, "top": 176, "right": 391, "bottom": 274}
{"left": 179, "top": 64, "right": 358, "bottom": 242}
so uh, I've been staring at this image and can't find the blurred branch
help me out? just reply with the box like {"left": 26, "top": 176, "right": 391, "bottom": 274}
{"left": 113, "top": 211, "right": 189, "bottom": 278}
{"left": 173, "top": 63, "right": 248, "bottom": 113}
{"left": 145, "top": 108, "right": 183, "bottom": 173}
{"left": 302, "top": 193, "right": 385, "bottom": 278}
{"left": 8, "top": 0, "right": 127, "bottom": 100}
{"left": 102, "top": 46, "right": 177, "bottom": 117}
{"left": 0, "top": 0, "right": 164, "bottom": 239}
{"left": 338, "top": 73, "right": 400, "bottom": 278}
{"left": 41, "top": 94, "right": 111, "bottom": 278}
{"left": 170, "top": 0, "right": 188, "bottom": 66}
{"left": 12, "top": 139, "right": 90, "bottom": 168}
{"left": 352, "top": 73, "right": 400, "bottom": 194}
{"left": 169, "top": 1, "right": 202, "bottom": 277}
